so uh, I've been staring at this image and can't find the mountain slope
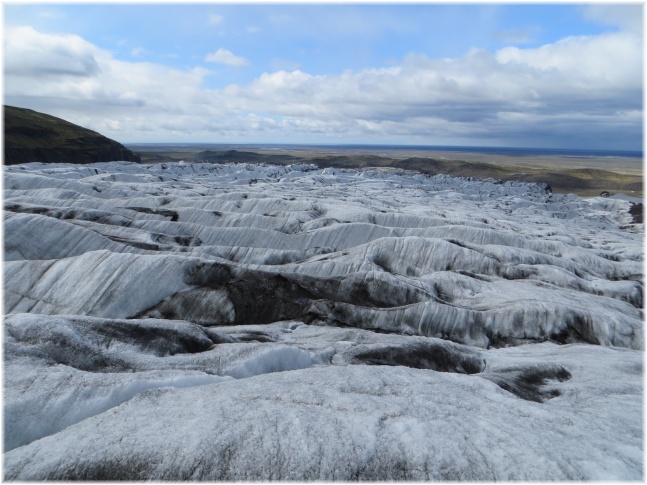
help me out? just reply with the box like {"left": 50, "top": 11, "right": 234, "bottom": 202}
{"left": 3, "top": 105, "right": 140, "bottom": 165}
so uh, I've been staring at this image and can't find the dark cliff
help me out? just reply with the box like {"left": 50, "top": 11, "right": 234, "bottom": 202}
{"left": 4, "top": 106, "right": 141, "bottom": 165}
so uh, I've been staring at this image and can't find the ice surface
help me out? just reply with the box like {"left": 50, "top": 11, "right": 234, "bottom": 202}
{"left": 4, "top": 339, "right": 643, "bottom": 480}
{"left": 3, "top": 161, "right": 643, "bottom": 480}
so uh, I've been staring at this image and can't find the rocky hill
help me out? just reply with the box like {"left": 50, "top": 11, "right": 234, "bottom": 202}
{"left": 3, "top": 106, "right": 140, "bottom": 165}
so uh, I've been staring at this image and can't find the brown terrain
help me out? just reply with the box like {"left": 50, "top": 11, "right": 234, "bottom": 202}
{"left": 128, "top": 144, "right": 643, "bottom": 199}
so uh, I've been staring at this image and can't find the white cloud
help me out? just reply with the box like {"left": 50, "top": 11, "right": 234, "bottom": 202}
{"left": 4, "top": 25, "right": 100, "bottom": 77}
{"left": 580, "top": 4, "right": 642, "bottom": 34}
{"left": 230, "top": 30, "right": 641, "bottom": 123}
{"left": 131, "top": 47, "right": 145, "bottom": 57}
{"left": 269, "top": 14, "right": 291, "bottom": 24}
{"left": 3, "top": 24, "right": 642, "bottom": 149}
{"left": 37, "top": 9, "right": 65, "bottom": 20}
{"left": 491, "top": 27, "right": 538, "bottom": 44}
{"left": 246, "top": 26, "right": 261, "bottom": 34}
{"left": 495, "top": 31, "right": 641, "bottom": 87}
{"left": 213, "top": 28, "right": 641, "bottom": 147}
{"left": 270, "top": 58, "right": 301, "bottom": 71}
{"left": 4, "top": 25, "right": 215, "bottom": 137}
{"left": 208, "top": 14, "right": 224, "bottom": 26}
{"left": 204, "top": 48, "right": 248, "bottom": 66}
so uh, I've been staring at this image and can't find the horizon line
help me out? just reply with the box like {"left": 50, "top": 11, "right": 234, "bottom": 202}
{"left": 123, "top": 142, "right": 644, "bottom": 156}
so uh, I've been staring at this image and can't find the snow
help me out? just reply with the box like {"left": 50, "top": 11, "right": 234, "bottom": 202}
{"left": 3, "top": 160, "right": 643, "bottom": 480}
{"left": 607, "top": 192, "right": 643, "bottom": 204}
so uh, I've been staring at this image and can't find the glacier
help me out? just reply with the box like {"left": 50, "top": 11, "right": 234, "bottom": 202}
{"left": 3, "top": 160, "right": 643, "bottom": 480}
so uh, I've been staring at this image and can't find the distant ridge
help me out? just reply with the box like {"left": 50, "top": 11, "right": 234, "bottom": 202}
{"left": 3, "top": 106, "right": 140, "bottom": 165}
{"left": 301, "top": 144, "right": 643, "bottom": 159}
{"left": 187, "top": 149, "right": 299, "bottom": 164}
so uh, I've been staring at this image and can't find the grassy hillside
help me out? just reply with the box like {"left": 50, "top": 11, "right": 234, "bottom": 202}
{"left": 390, "top": 158, "right": 642, "bottom": 196}
{"left": 4, "top": 106, "right": 140, "bottom": 165}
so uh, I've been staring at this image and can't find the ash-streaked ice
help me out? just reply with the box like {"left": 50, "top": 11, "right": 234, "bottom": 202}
{"left": 3, "top": 161, "right": 643, "bottom": 480}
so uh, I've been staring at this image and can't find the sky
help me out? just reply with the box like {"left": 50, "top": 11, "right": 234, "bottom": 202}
{"left": 3, "top": 2, "right": 644, "bottom": 150}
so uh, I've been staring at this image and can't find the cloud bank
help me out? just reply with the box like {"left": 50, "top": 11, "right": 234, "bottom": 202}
{"left": 4, "top": 21, "right": 642, "bottom": 149}
{"left": 205, "top": 48, "right": 248, "bottom": 67}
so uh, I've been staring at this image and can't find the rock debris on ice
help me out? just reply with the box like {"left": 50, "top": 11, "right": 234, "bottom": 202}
{"left": 3, "top": 161, "right": 643, "bottom": 480}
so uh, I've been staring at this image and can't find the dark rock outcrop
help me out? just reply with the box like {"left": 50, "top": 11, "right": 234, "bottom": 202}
{"left": 187, "top": 149, "right": 298, "bottom": 164}
{"left": 4, "top": 105, "right": 140, "bottom": 165}
{"left": 629, "top": 202, "right": 643, "bottom": 224}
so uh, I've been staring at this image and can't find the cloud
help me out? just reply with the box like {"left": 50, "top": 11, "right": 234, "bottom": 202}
{"left": 131, "top": 47, "right": 145, "bottom": 57}
{"left": 208, "top": 14, "right": 223, "bottom": 26}
{"left": 246, "top": 26, "right": 261, "bottom": 34}
{"left": 495, "top": 31, "right": 641, "bottom": 84}
{"left": 213, "top": 29, "right": 642, "bottom": 147}
{"left": 580, "top": 4, "right": 642, "bottom": 34}
{"left": 3, "top": 23, "right": 642, "bottom": 149}
{"left": 4, "top": 25, "right": 214, "bottom": 137}
{"left": 204, "top": 48, "right": 248, "bottom": 66}
{"left": 37, "top": 9, "right": 65, "bottom": 20}
{"left": 231, "top": 32, "right": 640, "bottom": 122}
{"left": 270, "top": 58, "right": 300, "bottom": 71}
{"left": 268, "top": 14, "right": 291, "bottom": 25}
{"left": 4, "top": 25, "right": 100, "bottom": 77}
{"left": 490, "top": 27, "right": 538, "bottom": 44}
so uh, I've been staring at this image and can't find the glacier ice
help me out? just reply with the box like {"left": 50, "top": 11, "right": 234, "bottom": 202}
{"left": 3, "top": 160, "right": 643, "bottom": 480}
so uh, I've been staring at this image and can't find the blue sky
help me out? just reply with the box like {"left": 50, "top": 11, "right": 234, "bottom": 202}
{"left": 3, "top": 3, "right": 643, "bottom": 150}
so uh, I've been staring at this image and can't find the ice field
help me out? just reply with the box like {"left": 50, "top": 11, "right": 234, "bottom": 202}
{"left": 3, "top": 161, "right": 643, "bottom": 480}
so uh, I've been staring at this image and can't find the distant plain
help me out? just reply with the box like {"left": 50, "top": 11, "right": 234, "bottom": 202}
{"left": 127, "top": 143, "right": 644, "bottom": 198}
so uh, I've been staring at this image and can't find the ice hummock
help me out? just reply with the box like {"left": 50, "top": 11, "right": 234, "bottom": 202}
{"left": 3, "top": 160, "right": 643, "bottom": 480}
